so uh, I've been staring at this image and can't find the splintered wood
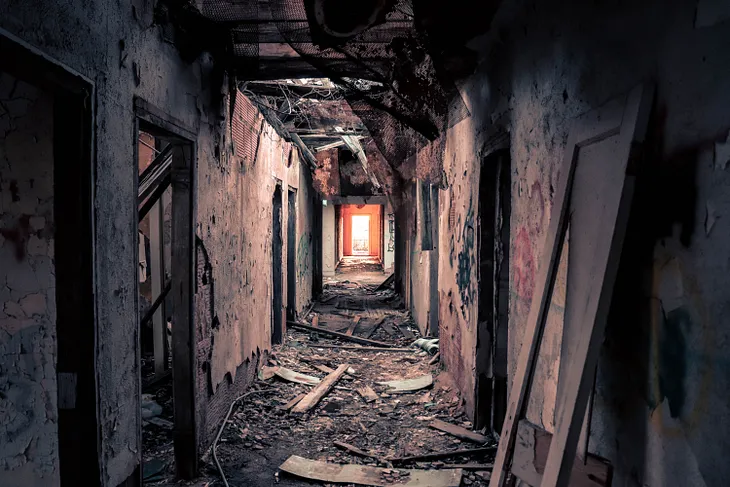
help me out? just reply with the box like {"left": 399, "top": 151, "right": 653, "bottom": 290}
{"left": 291, "top": 364, "right": 349, "bottom": 413}
{"left": 279, "top": 455, "right": 463, "bottom": 487}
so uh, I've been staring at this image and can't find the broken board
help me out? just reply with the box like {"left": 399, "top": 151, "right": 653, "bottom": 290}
{"left": 429, "top": 419, "right": 489, "bottom": 444}
{"left": 280, "top": 455, "right": 463, "bottom": 487}
{"left": 274, "top": 367, "right": 321, "bottom": 386}
{"left": 345, "top": 315, "right": 361, "bottom": 336}
{"left": 378, "top": 374, "right": 433, "bottom": 393}
{"left": 291, "top": 364, "right": 349, "bottom": 413}
{"left": 356, "top": 385, "right": 379, "bottom": 403}
{"left": 489, "top": 83, "right": 652, "bottom": 487}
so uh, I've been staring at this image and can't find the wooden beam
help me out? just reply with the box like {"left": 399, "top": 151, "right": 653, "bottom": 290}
{"left": 291, "top": 364, "right": 349, "bottom": 413}
{"left": 287, "top": 321, "right": 393, "bottom": 347}
{"left": 171, "top": 143, "right": 198, "bottom": 479}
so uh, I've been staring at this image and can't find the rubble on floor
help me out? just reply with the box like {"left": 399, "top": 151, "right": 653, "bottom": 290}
{"left": 143, "top": 266, "right": 495, "bottom": 486}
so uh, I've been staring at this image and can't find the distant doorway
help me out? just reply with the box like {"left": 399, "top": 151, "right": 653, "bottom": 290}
{"left": 351, "top": 215, "right": 370, "bottom": 255}
{"left": 272, "top": 184, "right": 284, "bottom": 344}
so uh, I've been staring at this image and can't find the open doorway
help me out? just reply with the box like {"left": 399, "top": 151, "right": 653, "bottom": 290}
{"left": 272, "top": 183, "right": 284, "bottom": 343}
{"left": 351, "top": 214, "right": 371, "bottom": 254}
{"left": 474, "top": 149, "right": 511, "bottom": 432}
{"left": 287, "top": 188, "right": 297, "bottom": 321}
{"left": 135, "top": 101, "right": 197, "bottom": 480}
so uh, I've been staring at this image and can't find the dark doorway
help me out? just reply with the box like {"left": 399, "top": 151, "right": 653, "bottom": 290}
{"left": 475, "top": 149, "right": 511, "bottom": 432}
{"left": 0, "top": 31, "right": 100, "bottom": 487}
{"left": 135, "top": 99, "right": 197, "bottom": 481}
{"left": 287, "top": 188, "right": 297, "bottom": 321}
{"left": 272, "top": 184, "right": 284, "bottom": 343}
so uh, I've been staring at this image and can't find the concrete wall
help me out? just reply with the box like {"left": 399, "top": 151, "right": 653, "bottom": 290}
{"left": 0, "top": 73, "right": 58, "bottom": 487}
{"left": 430, "top": 0, "right": 730, "bottom": 484}
{"left": 0, "top": 4, "right": 318, "bottom": 483}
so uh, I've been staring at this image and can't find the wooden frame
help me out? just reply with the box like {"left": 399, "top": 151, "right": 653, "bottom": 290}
{"left": 0, "top": 26, "right": 101, "bottom": 487}
{"left": 489, "top": 83, "right": 653, "bottom": 487}
{"left": 134, "top": 99, "right": 198, "bottom": 480}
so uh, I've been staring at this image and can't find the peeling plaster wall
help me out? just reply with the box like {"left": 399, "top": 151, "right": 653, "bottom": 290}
{"left": 196, "top": 92, "right": 316, "bottom": 450}
{"left": 431, "top": 0, "right": 730, "bottom": 484}
{"left": 0, "top": 73, "right": 58, "bottom": 487}
{"left": 0, "top": 1, "right": 225, "bottom": 482}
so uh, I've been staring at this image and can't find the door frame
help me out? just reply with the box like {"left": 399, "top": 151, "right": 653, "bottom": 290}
{"left": 0, "top": 26, "right": 101, "bottom": 487}
{"left": 134, "top": 98, "right": 198, "bottom": 480}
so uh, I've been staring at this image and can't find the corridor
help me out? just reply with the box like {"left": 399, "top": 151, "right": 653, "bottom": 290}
{"left": 3, "top": 1, "right": 730, "bottom": 487}
{"left": 207, "top": 266, "right": 493, "bottom": 486}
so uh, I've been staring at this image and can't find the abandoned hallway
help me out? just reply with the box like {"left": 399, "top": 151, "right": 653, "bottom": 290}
{"left": 4, "top": 1, "right": 730, "bottom": 487}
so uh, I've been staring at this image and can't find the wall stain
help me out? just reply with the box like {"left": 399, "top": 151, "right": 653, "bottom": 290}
{"left": 457, "top": 198, "right": 475, "bottom": 318}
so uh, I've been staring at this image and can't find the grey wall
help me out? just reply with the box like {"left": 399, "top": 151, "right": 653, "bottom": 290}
{"left": 0, "top": 3, "right": 319, "bottom": 484}
{"left": 0, "top": 72, "right": 58, "bottom": 487}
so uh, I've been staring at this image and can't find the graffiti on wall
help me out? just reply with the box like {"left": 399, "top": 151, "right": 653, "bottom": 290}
{"left": 456, "top": 198, "right": 476, "bottom": 321}
{"left": 387, "top": 213, "right": 395, "bottom": 252}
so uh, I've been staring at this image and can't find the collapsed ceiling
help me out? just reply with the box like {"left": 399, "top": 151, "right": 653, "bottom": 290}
{"left": 163, "top": 0, "right": 500, "bottom": 190}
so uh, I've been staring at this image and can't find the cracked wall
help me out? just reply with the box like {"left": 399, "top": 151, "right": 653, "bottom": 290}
{"left": 0, "top": 72, "right": 58, "bottom": 487}
{"left": 195, "top": 91, "right": 317, "bottom": 451}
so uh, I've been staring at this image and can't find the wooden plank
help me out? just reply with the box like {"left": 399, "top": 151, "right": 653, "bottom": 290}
{"left": 308, "top": 344, "right": 414, "bottom": 352}
{"left": 170, "top": 143, "right": 197, "bottom": 479}
{"left": 274, "top": 367, "right": 321, "bottom": 386}
{"left": 333, "top": 441, "right": 381, "bottom": 460}
{"left": 397, "top": 323, "right": 416, "bottom": 340}
{"left": 356, "top": 385, "right": 379, "bottom": 403}
{"left": 389, "top": 447, "right": 496, "bottom": 463}
{"left": 309, "top": 362, "right": 357, "bottom": 377}
{"left": 442, "top": 463, "right": 494, "bottom": 471}
{"left": 489, "top": 83, "right": 650, "bottom": 487}
{"left": 288, "top": 321, "right": 393, "bottom": 347}
{"left": 281, "top": 393, "right": 307, "bottom": 411}
{"left": 429, "top": 419, "right": 489, "bottom": 444}
{"left": 378, "top": 374, "right": 433, "bottom": 393}
{"left": 280, "top": 455, "right": 463, "bottom": 487}
{"left": 292, "top": 364, "right": 349, "bottom": 413}
{"left": 542, "top": 84, "right": 653, "bottom": 487}
{"left": 345, "top": 315, "right": 361, "bottom": 336}
{"left": 511, "top": 420, "right": 612, "bottom": 487}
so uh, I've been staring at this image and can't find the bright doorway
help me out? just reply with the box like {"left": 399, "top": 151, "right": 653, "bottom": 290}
{"left": 351, "top": 215, "right": 371, "bottom": 255}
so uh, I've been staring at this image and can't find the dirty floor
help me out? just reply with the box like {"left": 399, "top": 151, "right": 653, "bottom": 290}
{"left": 144, "top": 257, "right": 495, "bottom": 486}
